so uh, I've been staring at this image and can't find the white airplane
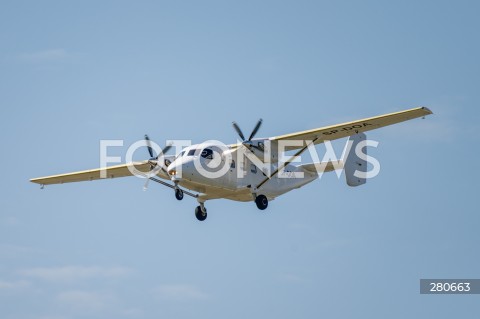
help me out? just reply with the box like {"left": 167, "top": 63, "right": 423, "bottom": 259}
{"left": 31, "top": 107, "right": 432, "bottom": 221}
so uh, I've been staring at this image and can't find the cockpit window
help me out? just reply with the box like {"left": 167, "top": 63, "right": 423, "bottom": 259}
{"left": 187, "top": 149, "right": 197, "bottom": 156}
{"left": 176, "top": 151, "right": 185, "bottom": 159}
{"left": 201, "top": 148, "right": 214, "bottom": 159}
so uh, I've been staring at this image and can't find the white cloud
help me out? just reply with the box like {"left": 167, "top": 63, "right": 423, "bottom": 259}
{"left": 0, "top": 279, "right": 31, "bottom": 290}
{"left": 18, "top": 266, "right": 132, "bottom": 282}
{"left": 153, "top": 284, "right": 210, "bottom": 301}
{"left": 0, "top": 243, "right": 42, "bottom": 258}
{"left": 18, "top": 49, "right": 68, "bottom": 62}
{"left": 56, "top": 290, "right": 114, "bottom": 312}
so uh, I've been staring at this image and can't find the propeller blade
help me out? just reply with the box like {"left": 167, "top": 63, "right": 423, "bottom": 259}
{"left": 143, "top": 178, "right": 150, "bottom": 191}
{"left": 157, "top": 144, "right": 173, "bottom": 159}
{"left": 144, "top": 134, "right": 154, "bottom": 158}
{"left": 248, "top": 118, "right": 263, "bottom": 141}
{"left": 232, "top": 121, "right": 246, "bottom": 141}
{"left": 142, "top": 138, "right": 172, "bottom": 190}
{"left": 154, "top": 143, "right": 173, "bottom": 176}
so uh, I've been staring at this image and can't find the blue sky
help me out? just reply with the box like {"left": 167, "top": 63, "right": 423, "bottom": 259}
{"left": 1, "top": 0, "right": 479, "bottom": 318}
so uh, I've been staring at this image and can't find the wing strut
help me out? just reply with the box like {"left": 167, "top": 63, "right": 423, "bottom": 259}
{"left": 256, "top": 138, "right": 318, "bottom": 189}
{"left": 148, "top": 176, "right": 199, "bottom": 198}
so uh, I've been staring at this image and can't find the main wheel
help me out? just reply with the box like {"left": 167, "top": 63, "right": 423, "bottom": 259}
{"left": 255, "top": 195, "right": 268, "bottom": 210}
{"left": 195, "top": 206, "right": 207, "bottom": 221}
{"left": 175, "top": 189, "right": 184, "bottom": 200}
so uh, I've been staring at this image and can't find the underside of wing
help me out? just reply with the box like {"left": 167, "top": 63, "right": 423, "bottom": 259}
{"left": 270, "top": 107, "right": 432, "bottom": 150}
{"left": 30, "top": 161, "right": 159, "bottom": 186}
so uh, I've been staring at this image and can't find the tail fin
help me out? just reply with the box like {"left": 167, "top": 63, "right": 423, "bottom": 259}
{"left": 343, "top": 133, "right": 367, "bottom": 187}
{"left": 296, "top": 133, "right": 368, "bottom": 187}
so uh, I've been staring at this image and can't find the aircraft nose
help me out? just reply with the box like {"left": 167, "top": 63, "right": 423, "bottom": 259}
{"left": 167, "top": 159, "right": 192, "bottom": 180}
{"left": 167, "top": 163, "right": 180, "bottom": 179}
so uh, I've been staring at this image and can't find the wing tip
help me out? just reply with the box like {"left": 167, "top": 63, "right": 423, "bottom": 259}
{"left": 420, "top": 106, "right": 433, "bottom": 115}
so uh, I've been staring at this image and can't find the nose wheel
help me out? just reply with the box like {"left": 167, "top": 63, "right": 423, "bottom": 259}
{"left": 255, "top": 195, "right": 268, "bottom": 210}
{"left": 175, "top": 188, "right": 184, "bottom": 200}
{"left": 195, "top": 205, "right": 207, "bottom": 221}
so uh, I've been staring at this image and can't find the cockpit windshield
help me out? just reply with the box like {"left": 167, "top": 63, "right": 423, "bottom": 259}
{"left": 176, "top": 151, "right": 185, "bottom": 159}
{"left": 187, "top": 149, "right": 200, "bottom": 156}
{"left": 175, "top": 148, "right": 200, "bottom": 159}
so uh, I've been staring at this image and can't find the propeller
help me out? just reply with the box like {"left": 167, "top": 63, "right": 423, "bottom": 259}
{"left": 144, "top": 134, "right": 155, "bottom": 158}
{"left": 232, "top": 119, "right": 263, "bottom": 148}
{"left": 143, "top": 134, "right": 173, "bottom": 190}
{"left": 144, "top": 134, "right": 172, "bottom": 162}
{"left": 248, "top": 119, "right": 262, "bottom": 141}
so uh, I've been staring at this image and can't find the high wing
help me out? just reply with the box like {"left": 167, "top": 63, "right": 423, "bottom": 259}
{"left": 269, "top": 107, "right": 432, "bottom": 150}
{"left": 254, "top": 107, "right": 432, "bottom": 189}
{"left": 30, "top": 161, "right": 164, "bottom": 186}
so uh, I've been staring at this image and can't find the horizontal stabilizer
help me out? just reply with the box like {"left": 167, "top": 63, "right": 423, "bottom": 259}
{"left": 298, "top": 161, "right": 344, "bottom": 174}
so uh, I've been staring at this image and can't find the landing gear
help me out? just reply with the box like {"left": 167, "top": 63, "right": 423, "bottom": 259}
{"left": 175, "top": 188, "right": 184, "bottom": 200}
{"left": 255, "top": 194, "right": 268, "bottom": 210}
{"left": 195, "top": 205, "right": 207, "bottom": 221}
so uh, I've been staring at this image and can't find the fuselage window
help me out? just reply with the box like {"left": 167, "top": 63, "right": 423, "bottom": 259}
{"left": 201, "top": 148, "right": 214, "bottom": 159}
{"left": 251, "top": 164, "right": 257, "bottom": 174}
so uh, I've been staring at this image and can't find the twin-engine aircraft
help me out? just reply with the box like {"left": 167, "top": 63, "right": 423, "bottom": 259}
{"left": 31, "top": 107, "right": 432, "bottom": 221}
